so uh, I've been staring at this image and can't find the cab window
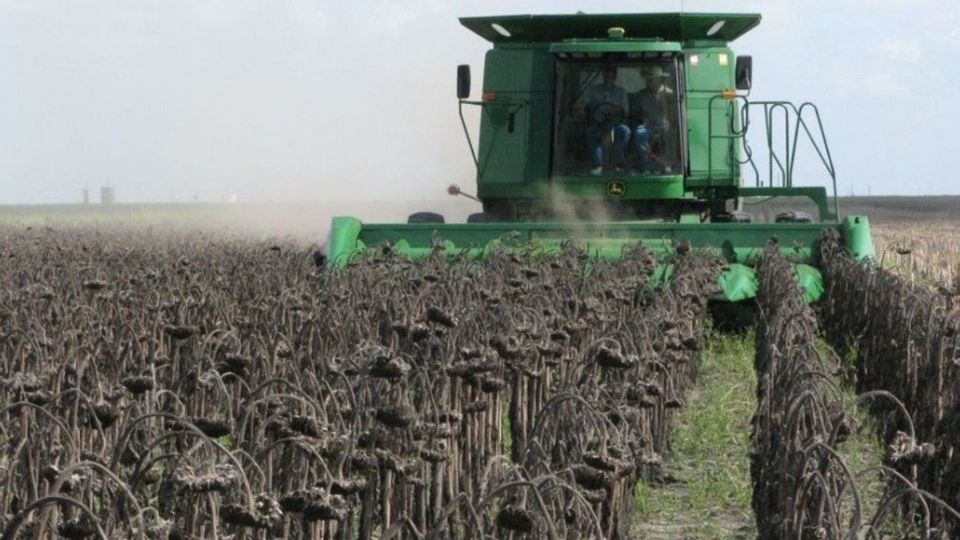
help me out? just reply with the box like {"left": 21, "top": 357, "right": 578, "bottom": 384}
{"left": 553, "top": 55, "right": 682, "bottom": 177}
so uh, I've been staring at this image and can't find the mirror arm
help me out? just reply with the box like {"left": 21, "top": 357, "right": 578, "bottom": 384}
{"left": 459, "top": 100, "right": 479, "bottom": 170}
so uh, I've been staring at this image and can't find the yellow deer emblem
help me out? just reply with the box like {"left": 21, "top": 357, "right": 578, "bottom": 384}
{"left": 607, "top": 181, "right": 626, "bottom": 197}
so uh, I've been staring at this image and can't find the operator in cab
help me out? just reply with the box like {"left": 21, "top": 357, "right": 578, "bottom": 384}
{"left": 583, "top": 65, "right": 631, "bottom": 176}
{"left": 630, "top": 66, "right": 676, "bottom": 174}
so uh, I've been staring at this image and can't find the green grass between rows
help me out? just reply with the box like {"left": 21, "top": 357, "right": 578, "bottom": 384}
{"left": 634, "top": 331, "right": 757, "bottom": 539}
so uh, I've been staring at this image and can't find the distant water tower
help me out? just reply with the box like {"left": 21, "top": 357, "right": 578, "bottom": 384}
{"left": 100, "top": 185, "right": 115, "bottom": 205}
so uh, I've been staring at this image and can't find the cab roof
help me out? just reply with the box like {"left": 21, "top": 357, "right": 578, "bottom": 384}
{"left": 460, "top": 13, "right": 761, "bottom": 44}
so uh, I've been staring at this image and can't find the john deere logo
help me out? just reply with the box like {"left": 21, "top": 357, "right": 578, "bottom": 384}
{"left": 607, "top": 181, "right": 626, "bottom": 197}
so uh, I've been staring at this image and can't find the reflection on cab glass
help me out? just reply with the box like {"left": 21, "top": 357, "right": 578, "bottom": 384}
{"left": 554, "top": 59, "right": 681, "bottom": 177}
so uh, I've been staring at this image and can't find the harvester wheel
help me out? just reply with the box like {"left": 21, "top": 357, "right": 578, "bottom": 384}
{"left": 407, "top": 212, "right": 445, "bottom": 224}
{"left": 775, "top": 211, "right": 813, "bottom": 223}
{"left": 713, "top": 211, "right": 752, "bottom": 223}
{"left": 467, "top": 212, "right": 496, "bottom": 223}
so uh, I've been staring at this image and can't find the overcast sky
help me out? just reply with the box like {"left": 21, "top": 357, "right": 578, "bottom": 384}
{"left": 0, "top": 0, "right": 956, "bottom": 204}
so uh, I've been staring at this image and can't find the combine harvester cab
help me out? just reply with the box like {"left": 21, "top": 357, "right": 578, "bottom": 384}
{"left": 326, "top": 13, "right": 874, "bottom": 304}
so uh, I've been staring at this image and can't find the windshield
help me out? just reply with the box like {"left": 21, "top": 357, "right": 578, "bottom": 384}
{"left": 553, "top": 56, "right": 682, "bottom": 177}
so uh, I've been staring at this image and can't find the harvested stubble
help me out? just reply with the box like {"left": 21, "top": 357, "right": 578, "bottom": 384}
{"left": 0, "top": 228, "right": 720, "bottom": 539}
{"left": 820, "top": 229, "right": 960, "bottom": 536}
{"left": 872, "top": 223, "right": 960, "bottom": 290}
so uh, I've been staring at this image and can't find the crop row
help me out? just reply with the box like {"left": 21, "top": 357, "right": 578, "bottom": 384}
{"left": 820, "top": 230, "right": 960, "bottom": 536}
{"left": 752, "top": 246, "right": 860, "bottom": 538}
{"left": 750, "top": 240, "right": 960, "bottom": 539}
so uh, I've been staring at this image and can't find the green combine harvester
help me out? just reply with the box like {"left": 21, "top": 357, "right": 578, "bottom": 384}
{"left": 326, "top": 12, "right": 874, "bottom": 303}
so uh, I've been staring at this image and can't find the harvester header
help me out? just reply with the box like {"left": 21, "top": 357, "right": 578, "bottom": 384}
{"left": 326, "top": 11, "right": 874, "bottom": 304}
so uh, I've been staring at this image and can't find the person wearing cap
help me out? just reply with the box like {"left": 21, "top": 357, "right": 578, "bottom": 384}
{"left": 583, "top": 65, "right": 631, "bottom": 175}
{"left": 631, "top": 65, "right": 675, "bottom": 173}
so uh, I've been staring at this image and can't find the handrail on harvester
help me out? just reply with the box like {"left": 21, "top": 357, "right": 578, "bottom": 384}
{"left": 706, "top": 95, "right": 840, "bottom": 220}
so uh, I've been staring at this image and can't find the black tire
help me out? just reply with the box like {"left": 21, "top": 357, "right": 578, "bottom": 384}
{"left": 407, "top": 212, "right": 445, "bottom": 224}
{"left": 713, "top": 211, "right": 752, "bottom": 223}
{"left": 467, "top": 212, "right": 496, "bottom": 223}
{"left": 774, "top": 211, "right": 813, "bottom": 223}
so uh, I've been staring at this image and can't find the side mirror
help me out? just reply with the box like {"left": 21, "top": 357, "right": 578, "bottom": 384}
{"left": 735, "top": 55, "right": 752, "bottom": 90}
{"left": 457, "top": 64, "right": 471, "bottom": 99}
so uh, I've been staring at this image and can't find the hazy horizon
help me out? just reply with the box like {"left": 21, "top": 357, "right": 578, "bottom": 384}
{"left": 2, "top": 0, "right": 957, "bottom": 204}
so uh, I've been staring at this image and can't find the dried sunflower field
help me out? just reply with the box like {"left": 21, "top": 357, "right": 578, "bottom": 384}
{"left": 1, "top": 223, "right": 959, "bottom": 539}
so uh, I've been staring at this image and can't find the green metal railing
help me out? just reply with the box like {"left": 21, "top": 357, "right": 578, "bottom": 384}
{"left": 706, "top": 96, "right": 840, "bottom": 220}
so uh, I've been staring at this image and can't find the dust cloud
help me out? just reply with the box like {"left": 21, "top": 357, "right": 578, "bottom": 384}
{"left": 0, "top": 199, "right": 483, "bottom": 243}
{"left": 545, "top": 187, "right": 616, "bottom": 225}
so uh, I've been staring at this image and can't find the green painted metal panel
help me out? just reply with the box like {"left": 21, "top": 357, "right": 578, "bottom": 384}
{"left": 716, "top": 262, "right": 824, "bottom": 303}
{"left": 478, "top": 176, "right": 684, "bottom": 200}
{"left": 686, "top": 49, "right": 736, "bottom": 92}
{"left": 684, "top": 47, "right": 739, "bottom": 185}
{"left": 552, "top": 177, "right": 685, "bottom": 199}
{"left": 477, "top": 48, "right": 553, "bottom": 186}
{"left": 527, "top": 95, "right": 553, "bottom": 183}
{"left": 840, "top": 215, "right": 875, "bottom": 260}
{"left": 327, "top": 216, "right": 362, "bottom": 265}
{"left": 718, "top": 263, "right": 756, "bottom": 302}
{"left": 482, "top": 47, "right": 552, "bottom": 93}
{"left": 715, "top": 262, "right": 823, "bottom": 304}
{"left": 478, "top": 101, "right": 529, "bottom": 184}
{"left": 795, "top": 264, "right": 824, "bottom": 304}
{"left": 460, "top": 13, "right": 761, "bottom": 44}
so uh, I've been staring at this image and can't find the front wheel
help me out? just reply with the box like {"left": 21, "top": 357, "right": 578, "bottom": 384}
{"left": 407, "top": 212, "right": 445, "bottom": 224}
{"left": 467, "top": 212, "right": 496, "bottom": 223}
{"left": 713, "top": 211, "right": 752, "bottom": 223}
{"left": 775, "top": 211, "right": 813, "bottom": 224}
